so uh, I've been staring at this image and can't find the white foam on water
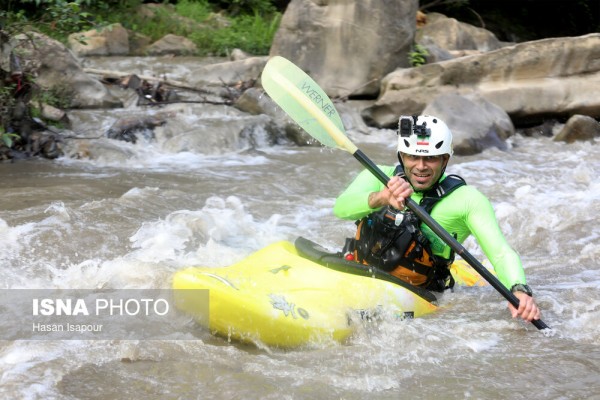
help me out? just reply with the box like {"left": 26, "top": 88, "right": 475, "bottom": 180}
{"left": 128, "top": 195, "right": 291, "bottom": 269}
{"left": 58, "top": 141, "right": 271, "bottom": 172}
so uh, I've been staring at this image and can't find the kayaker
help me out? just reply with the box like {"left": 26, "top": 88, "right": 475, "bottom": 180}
{"left": 334, "top": 114, "right": 541, "bottom": 323}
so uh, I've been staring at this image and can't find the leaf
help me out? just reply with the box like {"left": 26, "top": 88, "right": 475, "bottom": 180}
{"left": 2, "top": 134, "right": 14, "bottom": 148}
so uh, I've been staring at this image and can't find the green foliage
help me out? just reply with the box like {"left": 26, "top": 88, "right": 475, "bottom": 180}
{"left": 190, "top": 11, "right": 281, "bottom": 56}
{"left": 112, "top": 4, "right": 189, "bottom": 41}
{"left": 408, "top": 44, "right": 429, "bottom": 67}
{"left": 0, "top": 127, "right": 19, "bottom": 149}
{"left": 175, "top": 0, "right": 213, "bottom": 22}
{"left": 181, "top": 0, "right": 282, "bottom": 55}
{"left": 105, "top": 0, "right": 281, "bottom": 55}
{"left": 0, "top": 84, "right": 19, "bottom": 148}
{"left": 0, "top": 77, "right": 71, "bottom": 145}
{"left": 33, "top": 85, "right": 73, "bottom": 110}
{"left": 0, "top": 7, "right": 32, "bottom": 38}
{"left": 2, "top": 0, "right": 96, "bottom": 42}
{"left": 0, "top": 84, "right": 16, "bottom": 139}
{"left": 2, "top": 0, "right": 282, "bottom": 55}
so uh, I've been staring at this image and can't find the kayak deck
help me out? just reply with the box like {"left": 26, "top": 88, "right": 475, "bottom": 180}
{"left": 172, "top": 237, "right": 486, "bottom": 348}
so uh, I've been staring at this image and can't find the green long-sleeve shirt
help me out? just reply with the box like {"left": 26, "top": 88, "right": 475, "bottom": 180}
{"left": 333, "top": 165, "right": 527, "bottom": 289}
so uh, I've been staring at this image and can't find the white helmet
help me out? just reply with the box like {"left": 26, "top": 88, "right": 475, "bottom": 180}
{"left": 397, "top": 115, "right": 453, "bottom": 157}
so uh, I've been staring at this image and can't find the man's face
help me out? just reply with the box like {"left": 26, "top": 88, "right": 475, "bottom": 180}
{"left": 400, "top": 153, "right": 449, "bottom": 191}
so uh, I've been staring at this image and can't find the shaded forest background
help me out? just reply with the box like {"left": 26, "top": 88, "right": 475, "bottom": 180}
{"left": 421, "top": 0, "right": 599, "bottom": 42}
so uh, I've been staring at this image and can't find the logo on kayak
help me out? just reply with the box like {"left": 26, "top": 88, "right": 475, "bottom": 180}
{"left": 269, "top": 265, "right": 291, "bottom": 274}
{"left": 269, "top": 294, "right": 309, "bottom": 320}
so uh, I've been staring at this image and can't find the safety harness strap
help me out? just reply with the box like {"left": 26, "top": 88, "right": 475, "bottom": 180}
{"left": 393, "top": 165, "right": 466, "bottom": 214}
{"left": 349, "top": 167, "right": 467, "bottom": 291}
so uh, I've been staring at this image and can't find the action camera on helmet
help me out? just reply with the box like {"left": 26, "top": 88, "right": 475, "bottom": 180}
{"left": 399, "top": 116, "right": 431, "bottom": 138}
{"left": 399, "top": 117, "right": 413, "bottom": 137}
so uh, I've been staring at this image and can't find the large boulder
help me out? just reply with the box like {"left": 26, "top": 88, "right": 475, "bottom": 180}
{"left": 145, "top": 34, "right": 198, "bottom": 56}
{"left": 3, "top": 32, "right": 122, "bottom": 109}
{"left": 423, "top": 93, "right": 514, "bottom": 155}
{"left": 363, "top": 33, "right": 600, "bottom": 128}
{"left": 554, "top": 114, "right": 600, "bottom": 143}
{"left": 416, "top": 12, "right": 505, "bottom": 53}
{"left": 270, "top": 0, "right": 418, "bottom": 97}
{"left": 68, "top": 23, "right": 130, "bottom": 56}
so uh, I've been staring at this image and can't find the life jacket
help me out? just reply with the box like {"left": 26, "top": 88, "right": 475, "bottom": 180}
{"left": 346, "top": 168, "right": 466, "bottom": 292}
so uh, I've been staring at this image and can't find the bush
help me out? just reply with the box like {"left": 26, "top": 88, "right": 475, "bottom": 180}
{"left": 2, "top": 0, "right": 97, "bottom": 41}
{"left": 408, "top": 44, "right": 429, "bottom": 67}
{"left": 189, "top": 11, "right": 281, "bottom": 56}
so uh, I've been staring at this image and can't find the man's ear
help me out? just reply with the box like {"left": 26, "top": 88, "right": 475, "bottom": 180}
{"left": 442, "top": 154, "right": 450, "bottom": 168}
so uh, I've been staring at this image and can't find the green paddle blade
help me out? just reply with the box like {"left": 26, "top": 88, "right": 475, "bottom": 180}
{"left": 261, "top": 56, "right": 357, "bottom": 154}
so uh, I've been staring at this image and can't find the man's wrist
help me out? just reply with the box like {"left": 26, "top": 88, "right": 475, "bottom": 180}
{"left": 367, "top": 191, "right": 382, "bottom": 209}
{"left": 510, "top": 283, "right": 533, "bottom": 296}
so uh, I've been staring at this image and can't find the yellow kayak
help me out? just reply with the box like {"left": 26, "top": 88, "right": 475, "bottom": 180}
{"left": 172, "top": 237, "right": 487, "bottom": 348}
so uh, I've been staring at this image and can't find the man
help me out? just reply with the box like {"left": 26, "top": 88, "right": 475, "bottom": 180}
{"left": 334, "top": 115, "right": 541, "bottom": 323}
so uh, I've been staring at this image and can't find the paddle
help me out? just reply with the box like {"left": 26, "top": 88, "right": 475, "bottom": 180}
{"left": 261, "top": 55, "right": 550, "bottom": 331}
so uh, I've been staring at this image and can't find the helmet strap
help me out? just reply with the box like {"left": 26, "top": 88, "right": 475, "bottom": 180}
{"left": 396, "top": 151, "right": 405, "bottom": 174}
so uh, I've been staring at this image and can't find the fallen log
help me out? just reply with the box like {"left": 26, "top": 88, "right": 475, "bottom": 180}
{"left": 83, "top": 68, "right": 211, "bottom": 94}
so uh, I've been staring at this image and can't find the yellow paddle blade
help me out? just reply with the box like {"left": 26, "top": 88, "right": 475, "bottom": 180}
{"left": 261, "top": 56, "right": 358, "bottom": 154}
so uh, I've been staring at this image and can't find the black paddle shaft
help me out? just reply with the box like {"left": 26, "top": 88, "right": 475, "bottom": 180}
{"left": 353, "top": 150, "right": 550, "bottom": 330}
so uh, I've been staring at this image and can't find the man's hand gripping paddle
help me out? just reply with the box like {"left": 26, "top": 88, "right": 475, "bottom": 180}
{"left": 261, "top": 55, "right": 550, "bottom": 331}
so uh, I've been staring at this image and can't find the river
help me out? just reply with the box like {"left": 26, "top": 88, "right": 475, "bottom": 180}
{"left": 1, "top": 57, "right": 600, "bottom": 399}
